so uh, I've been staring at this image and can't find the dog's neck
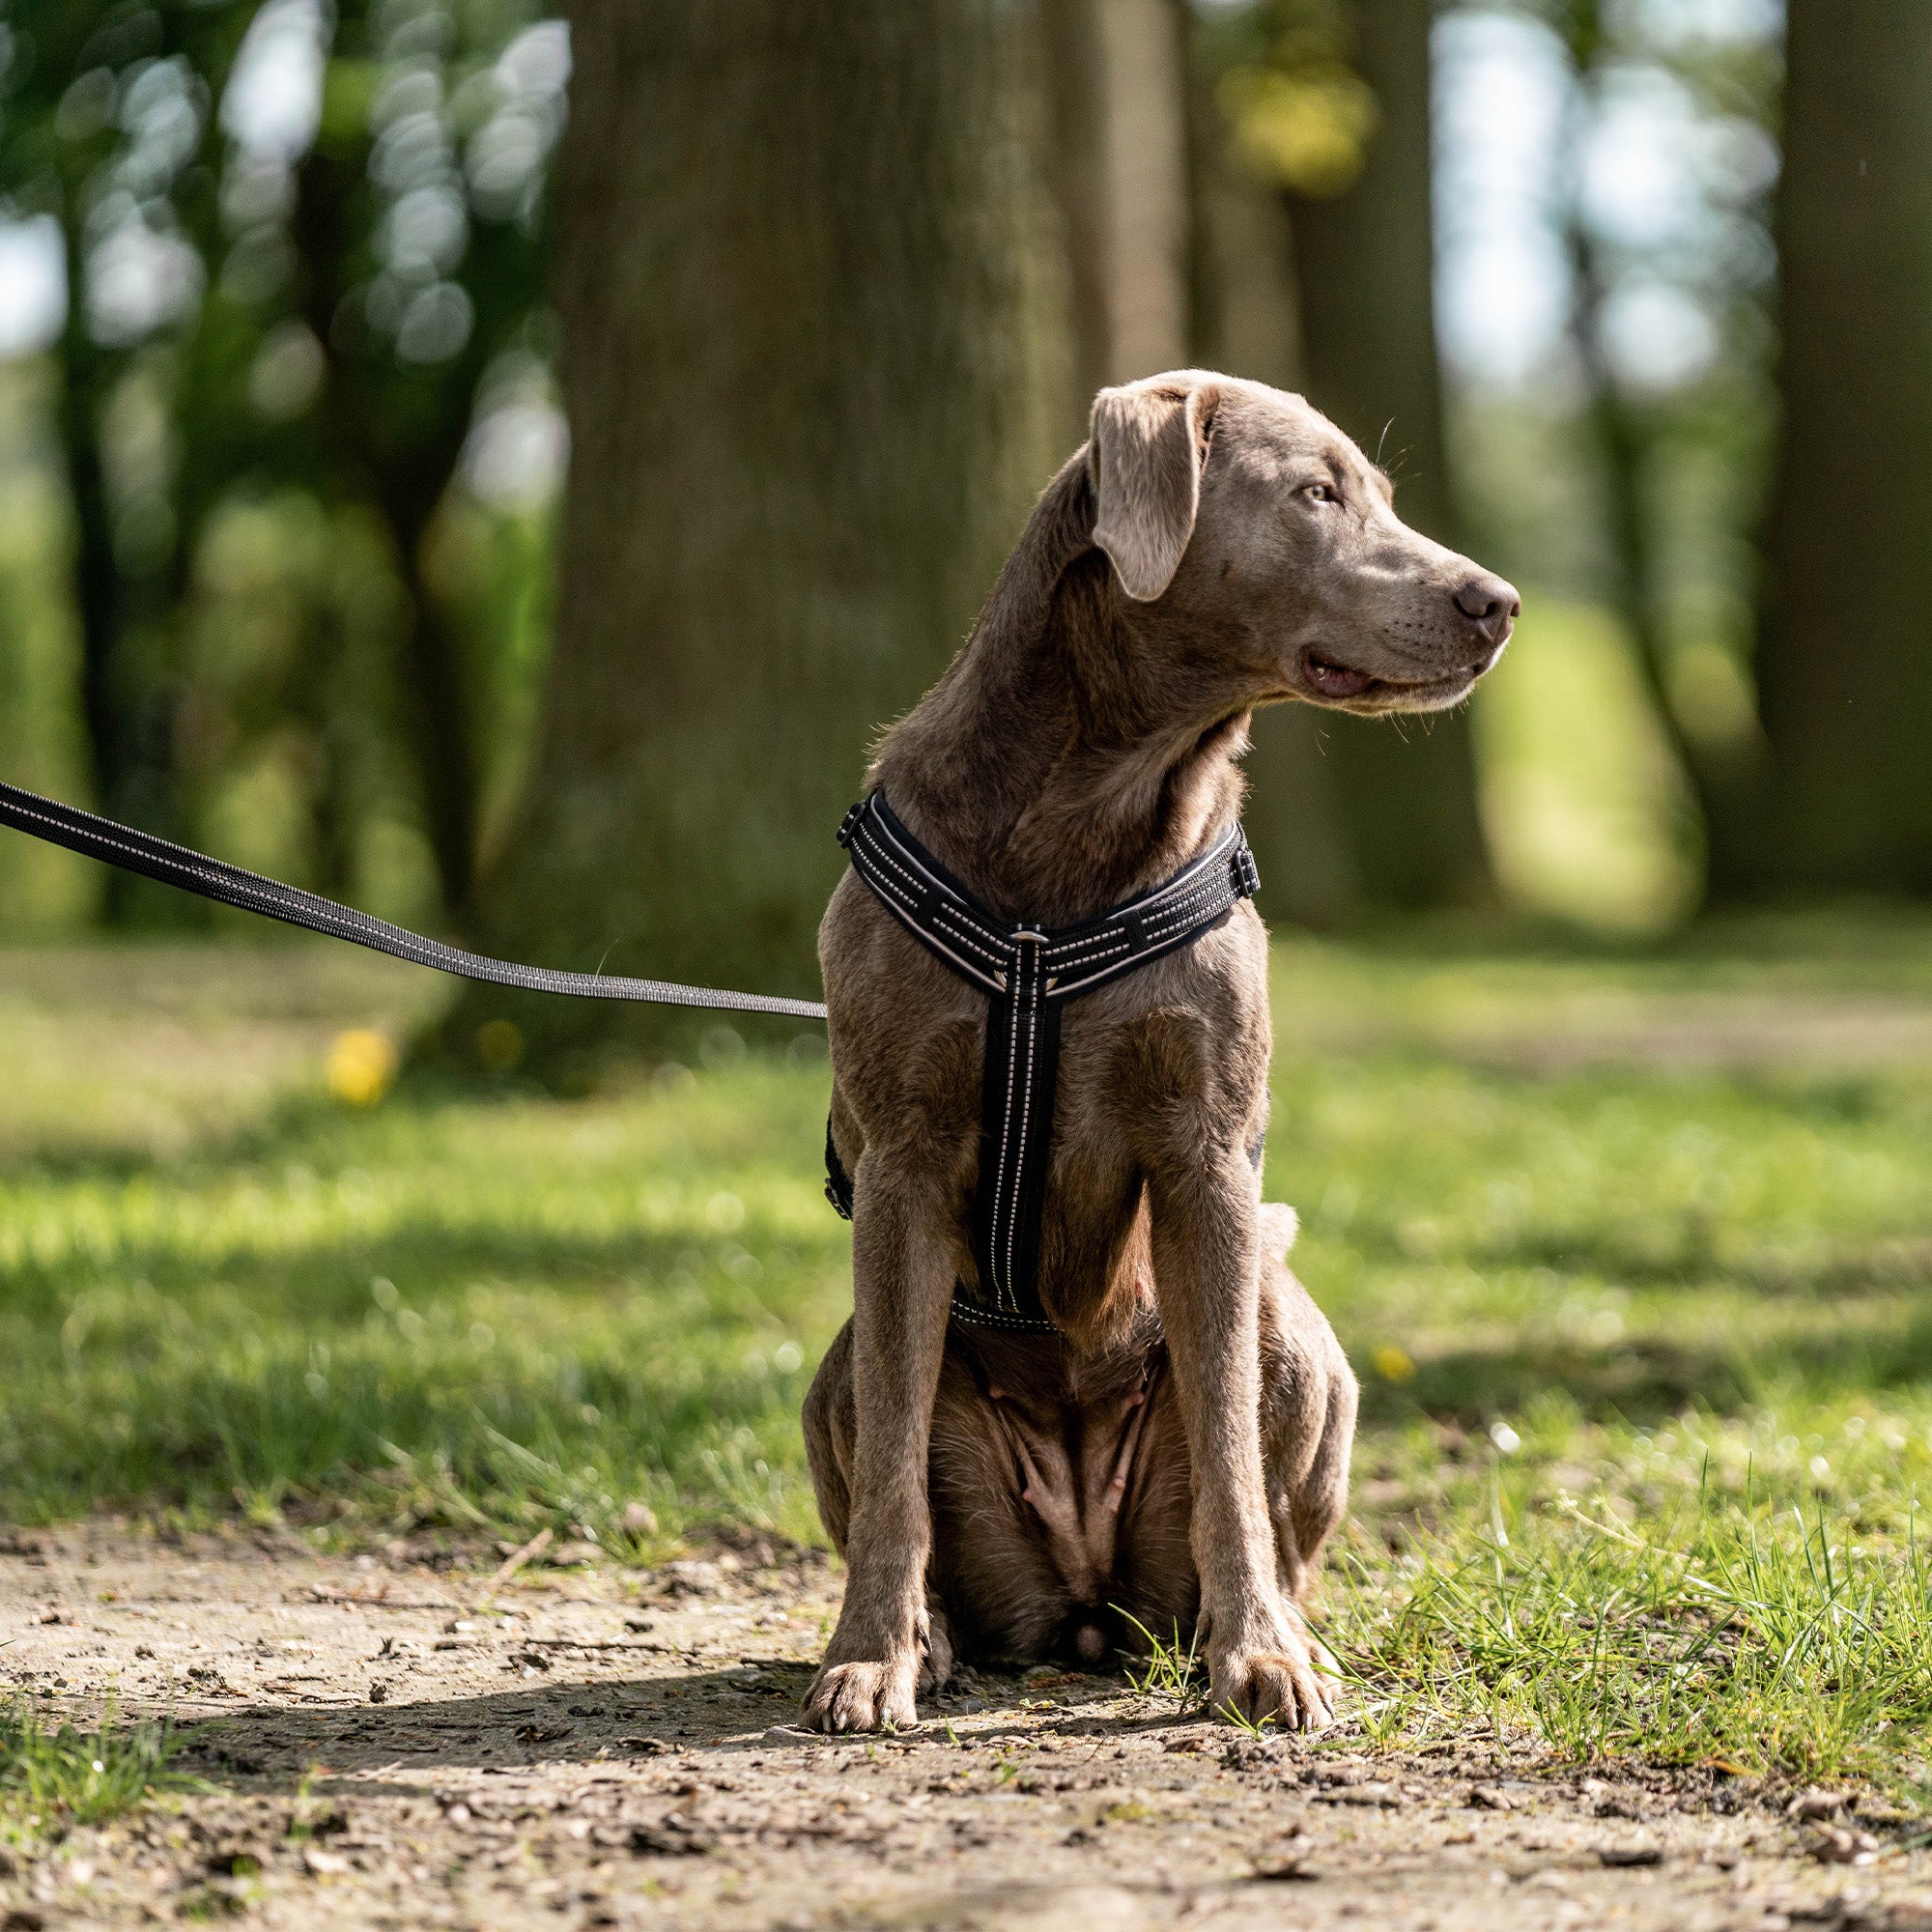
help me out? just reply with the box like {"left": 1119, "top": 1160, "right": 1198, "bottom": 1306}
{"left": 872, "top": 455, "right": 1252, "bottom": 927}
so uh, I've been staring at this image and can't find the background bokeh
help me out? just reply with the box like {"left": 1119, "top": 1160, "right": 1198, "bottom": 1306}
{"left": 8, "top": 5, "right": 1932, "bottom": 1791}
{"left": 0, "top": 0, "right": 1898, "bottom": 1028}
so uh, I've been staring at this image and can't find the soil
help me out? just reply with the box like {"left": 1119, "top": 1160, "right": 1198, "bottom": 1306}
{"left": 2, "top": 1524, "right": 1928, "bottom": 1931}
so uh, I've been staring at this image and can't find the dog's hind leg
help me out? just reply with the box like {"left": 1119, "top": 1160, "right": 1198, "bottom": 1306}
{"left": 1258, "top": 1249, "right": 1356, "bottom": 1618}
{"left": 802, "top": 1321, "right": 857, "bottom": 1556}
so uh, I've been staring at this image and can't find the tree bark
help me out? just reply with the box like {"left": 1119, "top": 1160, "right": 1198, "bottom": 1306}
{"left": 1280, "top": 0, "right": 1494, "bottom": 910}
{"left": 459, "top": 0, "right": 1057, "bottom": 1071}
{"left": 1734, "top": 0, "right": 1932, "bottom": 895}
{"left": 1047, "top": 0, "right": 1358, "bottom": 926}
{"left": 1551, "top": 0, "right": 1756, "bottom": 903}
{"left": 1189, "top": 95, "right": 1355, "bottom": 926}
{"left": 1042, "top": 0, "right": 1193, "bottom": 394}
{"left": 289, "top": 114, "right": 487, "bottom": 925}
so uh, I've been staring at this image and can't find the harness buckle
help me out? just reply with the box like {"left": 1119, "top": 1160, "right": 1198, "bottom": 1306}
{"left": 836, "top": 800, "right": 867, "bottom": 849}
{"left": 1231, "top": 840, "right": 1262, "bottom": 900}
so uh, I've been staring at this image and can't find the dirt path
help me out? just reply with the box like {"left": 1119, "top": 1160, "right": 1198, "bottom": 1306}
{"left": 2, "top": 1525, "right": 1926, "bottom": 1931}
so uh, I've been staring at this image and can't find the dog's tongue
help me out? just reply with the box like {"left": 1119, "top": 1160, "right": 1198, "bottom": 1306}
{"left": 1304, "top": 651, "right": 1376, "bottom": 699}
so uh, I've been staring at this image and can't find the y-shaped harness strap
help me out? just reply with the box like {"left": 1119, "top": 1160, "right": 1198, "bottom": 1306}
{"left": 825, "top": 791, "right": 1261, "bottom": 1334}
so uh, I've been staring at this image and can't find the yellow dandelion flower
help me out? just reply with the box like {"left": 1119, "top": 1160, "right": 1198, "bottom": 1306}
{"left": 1371, "top": 1344, "right": 1416, "bottom": 1383}
{"left": 327, "top": 1029, "right": 398, "bottom": 1107}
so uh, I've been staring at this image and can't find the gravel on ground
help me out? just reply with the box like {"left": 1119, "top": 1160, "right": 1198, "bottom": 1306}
{"left": 1, "top": 1524, "right": 1927, "bottom": 1931}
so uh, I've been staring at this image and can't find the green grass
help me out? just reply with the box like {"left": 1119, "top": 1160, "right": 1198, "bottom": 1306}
{"left": 1325, "top": 1400, "right": 1932, "bottom": 1790}
{"left": 7, "top": 927, "right": 1932, "bottom": 1784}
{"left": 0, "top": 959, "right": 846, "bottom": 1548}
{"left": 0, "top": 1699, "right": 191, "bottom": 1841}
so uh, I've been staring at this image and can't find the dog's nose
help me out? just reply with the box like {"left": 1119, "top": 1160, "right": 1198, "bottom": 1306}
{"left": 1453, "top": 572, "right": 1520, "bottom": 646}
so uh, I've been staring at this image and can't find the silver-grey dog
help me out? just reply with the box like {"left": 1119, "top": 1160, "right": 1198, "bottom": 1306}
{"left": 801, "top": 371, "right": 1519, "bottom": 1733}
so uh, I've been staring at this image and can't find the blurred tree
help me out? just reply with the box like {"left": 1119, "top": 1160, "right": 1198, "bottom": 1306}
{"left": 277, "top": 0, "right": 563, "bottom": 919}
{"left": 1737, "top": 0, "right": 1932, "bottom": 895}
{"left": 1554, "top": 2, "right": 1699, "bottom": 865}
{"left": 1545, "top": 0, "right": 1778, "bottom": 906}
{"left": 455, "top": 0, "right": 1059, "bottom": 1075}
{"left": 1040, "top": 0, "right": 1191, "bottom": 397}
{"left": 1186, "top": 4, "right": 1355, "bottom": 927}
{"left": 1, "top": 0, "right": 255, "bottom": 919}
{"left": 0, "top": 0, "right": 564, "bottom": 925}
{"left": 1220, "top": 0, "right": 1494, "bottom": 913}
{"left": 1044, "top": 0, "right": 1358, "bottom": 931}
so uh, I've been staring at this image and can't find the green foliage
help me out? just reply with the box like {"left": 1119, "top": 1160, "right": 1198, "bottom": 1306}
{"left": 0, "top": 365, "right": 97, "bottom": 930}
{"left": 0, "top": 0, "right": 565, "bottom": 923}
{"left": 1209, "top": 0, "right": 1378, "bottom": 198}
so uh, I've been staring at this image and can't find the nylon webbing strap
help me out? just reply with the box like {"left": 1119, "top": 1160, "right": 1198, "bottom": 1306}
{"left": 978, "top": 933, "right": 1064, "bottom": 1324}
{"left": 837, "top": 790, "right": 1259, "bottom": 1331}
{"left": 0, "top": 779, "right": 828, "bottom": 1022}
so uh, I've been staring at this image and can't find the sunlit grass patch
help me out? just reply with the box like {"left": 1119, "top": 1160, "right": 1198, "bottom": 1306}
{"left": 9, "top": 934, "right": 1932, "bottom": 1784}
{"left": 0, "top": 1029, "right": 849, "bottom": 1548}
{"left": 1329, "top": 1397, "right": 1932, "bottom": 1790}
{"left": 0, "top": 1700, "right": 192, "bottom": 1840}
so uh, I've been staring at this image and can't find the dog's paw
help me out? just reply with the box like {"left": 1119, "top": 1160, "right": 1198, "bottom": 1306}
{"left": 802, "top": 1659, "right": 920, "bottom": 1733}
{"left": 1209, "top": 1637, "right": 1334, "bottom": 1733}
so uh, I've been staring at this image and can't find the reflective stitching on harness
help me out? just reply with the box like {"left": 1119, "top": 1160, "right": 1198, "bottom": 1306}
{"left": 991, "top": 980, "right": 1024, "bottom": 1307}
{"left": 833, "top": 791, "right": 1260, "bottom": 1334}
{"left": 929, "top": 907, "right": 1010, "bottom": 967}
{"left": 999, "top": 942, "right": 1043, "bottom": 1308}
{"left": 850, "top": 823, "right": 1011, "bottom": 992}
{"left": 948, "top": 1296, "right": 1060, "bottom": 1333}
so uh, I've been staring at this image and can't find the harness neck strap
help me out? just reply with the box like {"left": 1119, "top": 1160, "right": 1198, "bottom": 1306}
{"left": 834, "top": 791, "right": 1260, "bottom": 1332}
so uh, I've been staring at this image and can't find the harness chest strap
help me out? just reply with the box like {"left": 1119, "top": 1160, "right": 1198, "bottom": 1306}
{"left": 826, "top": 791, "right": 1261, "bottom": 1333}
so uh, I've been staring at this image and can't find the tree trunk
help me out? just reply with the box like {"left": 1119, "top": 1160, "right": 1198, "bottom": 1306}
{"left": 1280, "top": 0, "right": 1494, "bottom": 910}
{"left": 1042, "top": 0, "right": 1193, "bottom": 394}
{"left": 1552, "top": 2, "right": 1755, "bottom": 904}
{"left": 1189, "top": 83, "right": 1355, "bottom": 926}
{"left": 458, "top": 0, "right": 1057, "bottom": 1073}
{"left": 1046, "top": 0, "right": 1358, "bottom": 926}
{"left": 1735, "top": 0, "right": 1932, "bottom": 895}
{"left": 56, "top": 310, "right": 192, "bottom": 925}
{"left": 290, "top": 114, "right": 487, "bottom": 925}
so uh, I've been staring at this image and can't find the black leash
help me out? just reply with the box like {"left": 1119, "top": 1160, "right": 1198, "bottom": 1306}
{"left": 0, "top": 779, "right": 828, "bottom": 1022}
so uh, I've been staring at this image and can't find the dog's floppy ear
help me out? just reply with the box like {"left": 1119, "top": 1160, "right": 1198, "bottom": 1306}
{"left": 1089, "top": 373, "right": 1214, "bottom": 602}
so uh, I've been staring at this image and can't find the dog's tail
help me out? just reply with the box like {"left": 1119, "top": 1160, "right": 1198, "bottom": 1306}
{"left": 1259, "top": 1201, "right": 1299, "bottom": 1261}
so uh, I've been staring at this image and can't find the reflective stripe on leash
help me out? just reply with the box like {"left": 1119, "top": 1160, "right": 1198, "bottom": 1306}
{"left": 0, "top": 779, "right": 828, "bottom": 1023}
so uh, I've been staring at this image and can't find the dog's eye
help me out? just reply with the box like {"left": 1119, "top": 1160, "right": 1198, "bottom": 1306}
{"left": 1300, "top": 481, "right": 1339, "bottom": 505}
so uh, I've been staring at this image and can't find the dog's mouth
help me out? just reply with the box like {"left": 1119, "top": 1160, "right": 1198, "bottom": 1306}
{"left": 1301, "top": 649, "right": 1380, "bottom": 701}
{"left": 1298, "top": 646, "right": 1487, "bottom": 711}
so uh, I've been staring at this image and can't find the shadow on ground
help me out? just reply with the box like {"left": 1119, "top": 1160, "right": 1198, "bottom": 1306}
{"left": 176, "top": 1663, "right": 1140, "bottom": 1791}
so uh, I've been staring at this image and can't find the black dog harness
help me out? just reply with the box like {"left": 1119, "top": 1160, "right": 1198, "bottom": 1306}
{"left": 823, "top": 791, "right": 1261, "bottom": 1333}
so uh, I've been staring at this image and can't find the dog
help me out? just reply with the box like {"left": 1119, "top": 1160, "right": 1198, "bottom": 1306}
{"left": 801, "top": 371, "right": 1518, "bottom": 1733}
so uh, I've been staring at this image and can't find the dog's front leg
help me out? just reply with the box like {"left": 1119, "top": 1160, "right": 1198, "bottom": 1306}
{"left": 1149, "top": 1150, "right": 1333, "bottom": 1731}
{"left": 803, "top": 1144, "right": 953, "bottom": 1733}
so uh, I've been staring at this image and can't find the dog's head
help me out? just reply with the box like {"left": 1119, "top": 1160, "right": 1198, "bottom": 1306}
{"left": 1087, "top": 370, "right": 1518, "bottom": 714}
